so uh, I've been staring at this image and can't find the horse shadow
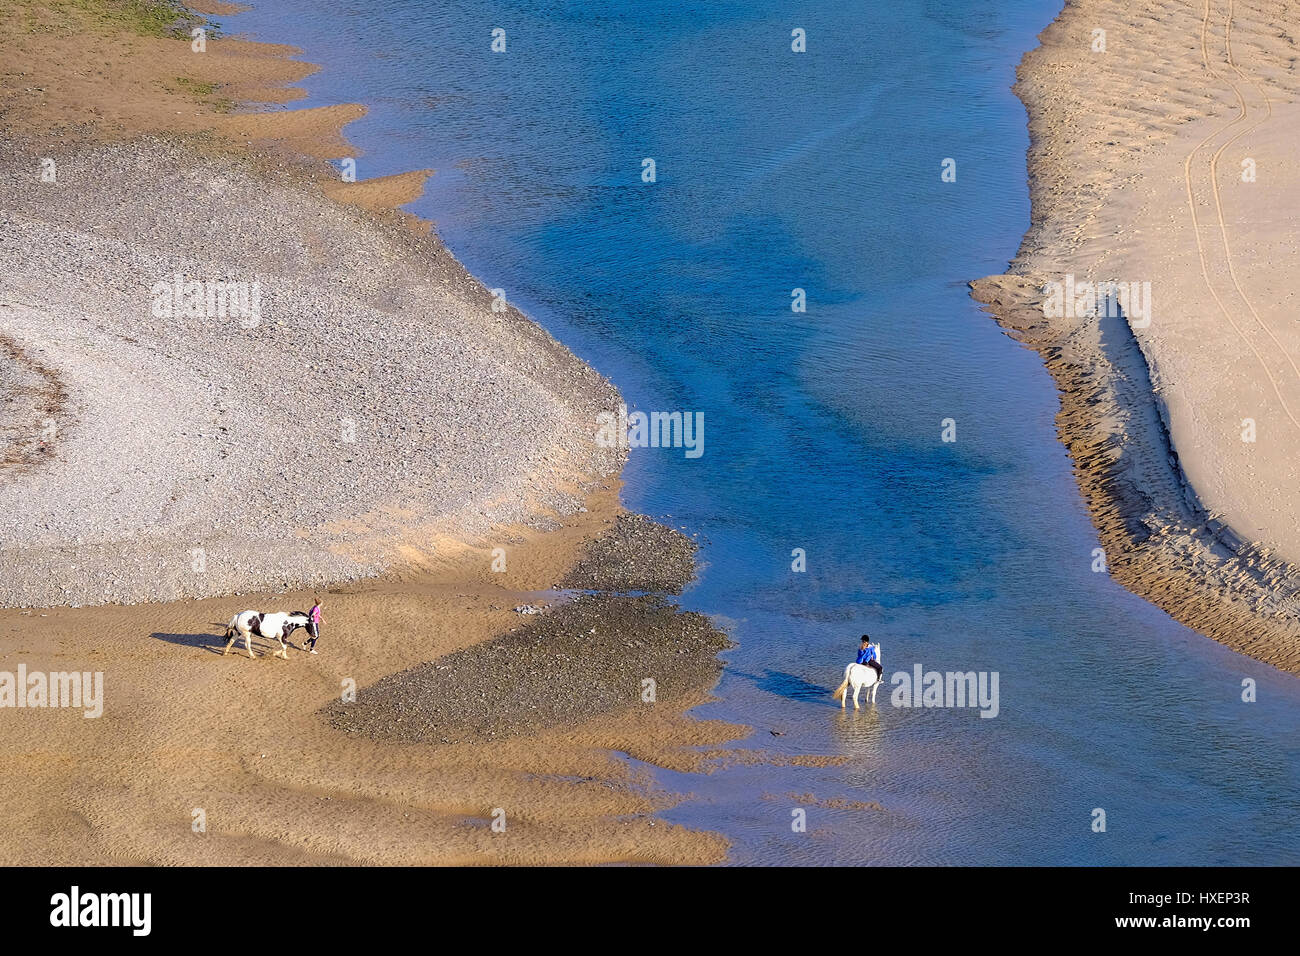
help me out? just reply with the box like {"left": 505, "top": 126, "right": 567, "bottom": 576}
{"left": 150, "top": 631, "right": 226, "bottom": 655}
{"left": 735, "top": 668, "right": 840, "bottom": 707}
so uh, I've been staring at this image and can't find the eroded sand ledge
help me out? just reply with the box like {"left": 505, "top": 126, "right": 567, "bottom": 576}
{"left": 973, "top": 0, "right": 1300, "bottom": 673}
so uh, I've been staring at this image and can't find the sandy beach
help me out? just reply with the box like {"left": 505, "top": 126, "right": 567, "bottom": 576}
{"left": 0, "top": 0, "right": 754, "bottom": 864}
{"left": 974, "top": 0, "right": 1300, "bottom": 673}
{"left": 0, "top": 484, "right": 757, "bottom": 865}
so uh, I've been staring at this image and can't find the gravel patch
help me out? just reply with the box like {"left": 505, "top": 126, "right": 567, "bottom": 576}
{"left": 325, "top": 514, "right": 728, "bottom": 745}
{"left": 325, "top": 593, "right": 732, "bottom": 746}
{"left": 0, "top": 332, "right": 64, "bottom": 471}
{"left": 561, "top": 513, "right": 701, "bottom": 594}
{"left": 0, "top": 136, "right": 625, "bottom": 606}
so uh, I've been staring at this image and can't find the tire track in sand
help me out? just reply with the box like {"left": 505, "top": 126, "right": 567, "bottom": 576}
{"left": 1208, "top": 5, "right": 1298, "bottom": 381}
{"left": 1181, "top": 0, "right": 1300, "bottom": 432}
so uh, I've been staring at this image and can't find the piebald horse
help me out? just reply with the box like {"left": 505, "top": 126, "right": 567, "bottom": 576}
{"left": 833, "top": 663, "right": 882, "bottom": 710}
{"left": 223, "top": 610, "right": 310, "bottom": 659}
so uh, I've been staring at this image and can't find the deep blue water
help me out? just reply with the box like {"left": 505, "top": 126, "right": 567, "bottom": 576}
{"left": 229, "top": 0, "right": 1300, "bottom": 864}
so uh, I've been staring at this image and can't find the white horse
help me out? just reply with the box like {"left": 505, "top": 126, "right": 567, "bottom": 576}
{"left": 222, "top": 610, "right": 310, "bottom": 659}
{"left": 833, "top": 663, "right": 881, "bottom": 710}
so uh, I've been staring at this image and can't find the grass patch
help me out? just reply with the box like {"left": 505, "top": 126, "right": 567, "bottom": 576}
{"left": 7, "top": 0, "right": 215, "bottom": 39}
{"left": 169, "top": 75, "right": 236, "bottom": 112}
{"left": 73, "top": 0, "right": 203, "bottom": 37}
{"left": 175, "top": 76, "right": 216, "bottom": 96}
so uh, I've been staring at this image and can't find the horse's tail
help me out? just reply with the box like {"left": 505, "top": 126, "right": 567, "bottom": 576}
{"left": 832, "top": 676, "right": 850, "bottom": 702}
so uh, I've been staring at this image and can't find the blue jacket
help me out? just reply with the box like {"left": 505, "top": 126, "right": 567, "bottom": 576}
{"left": 856, "top": 645, "right": 877, "bottom": 665}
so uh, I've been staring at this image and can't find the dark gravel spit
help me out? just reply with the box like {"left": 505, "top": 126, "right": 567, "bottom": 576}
{"left": 561, "top": 513, "right": 700, "bottom": 594}
{"left": 325, "top": 593, "right": 732, "bottom": 745}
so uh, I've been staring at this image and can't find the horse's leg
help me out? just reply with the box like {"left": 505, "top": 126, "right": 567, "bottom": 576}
{"left": 277, "top": 636, "right": 288, "bottom": 659}
{"left": 853, "top": 681, "right": 861, "bottom": 711}
{"left": 223, "top": 631, "right": 235, "bottom": 656}
{"left": 245, "top": 630, "right": 256, "bottom": 659}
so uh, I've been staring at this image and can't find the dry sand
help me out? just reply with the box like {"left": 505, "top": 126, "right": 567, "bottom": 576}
{"left": 973, "top": 0, "right": 1300, "bottom": 673}
{"left": 0, "top": 1, "right": 754, "bottom": 864}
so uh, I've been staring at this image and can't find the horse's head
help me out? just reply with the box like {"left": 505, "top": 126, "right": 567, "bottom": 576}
{"left": 286, "top": 612, "right": 310, "bottom": 632}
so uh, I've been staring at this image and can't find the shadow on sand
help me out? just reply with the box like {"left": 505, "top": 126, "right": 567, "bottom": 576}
{"left": 150, "top": 631, "right": 226, "bottom": 655}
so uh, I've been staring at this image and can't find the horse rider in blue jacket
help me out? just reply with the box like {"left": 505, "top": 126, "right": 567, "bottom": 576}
{"left": 856, "top": 635, "right": 883, "bottom": 681}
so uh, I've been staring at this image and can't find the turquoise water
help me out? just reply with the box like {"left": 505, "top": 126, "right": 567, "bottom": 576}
{"left": 230, "top": 0, "right": 1300, "bottom": 864}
